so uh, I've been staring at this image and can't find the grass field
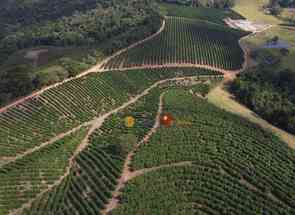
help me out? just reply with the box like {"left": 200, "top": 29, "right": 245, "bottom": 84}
{"left": 233, "top": 0, "right": 282, "bottom": 24}
{"left": 243, "top": 25, "right": 295, "bottom": 71}
{"left": 224, "top": 0, "right": 295, "bottom": 73}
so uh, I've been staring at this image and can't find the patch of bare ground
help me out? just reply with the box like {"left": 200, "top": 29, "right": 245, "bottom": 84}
{"left": 24, "top": 49, "right": 48, "bottom": 60}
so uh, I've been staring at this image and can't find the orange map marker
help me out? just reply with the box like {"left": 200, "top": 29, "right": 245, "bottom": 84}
{"left": 160, "top": 113, "right": 174, "bottom": 127}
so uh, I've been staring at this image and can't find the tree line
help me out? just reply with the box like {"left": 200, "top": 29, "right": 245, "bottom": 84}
{"left": 0, "top": 0, "right": 161, "bottom": 64}
{"left": 0, "top": 0, "right": 162, "bottom": 107}
{"left": 265, "top": 0, "right": 295, "bottom": 15}
{"left": 161, "top": 0, "right": 236, "bottom": 8}
{"left": 230, "top": 65, "right": 295, "bottom": 135}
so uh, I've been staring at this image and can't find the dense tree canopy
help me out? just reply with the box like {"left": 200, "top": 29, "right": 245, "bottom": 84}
{"left": 0, "top": 0, "right": 162, "bottom": 107}
{"left": 278, "top": 0, "right": 295, "bottom": 7}
{"left": 0, "top": 0, "right": 161, "bottom": 63}
{"left": 231, "top": 66, "right": 295, "bottom": 134}
{"left": 0, "top": 65, "right": 36, "bottom": 105}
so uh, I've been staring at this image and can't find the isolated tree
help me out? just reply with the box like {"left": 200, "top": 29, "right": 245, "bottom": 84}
{"left": 267, "top": 0, "right": 283, "bottom": 15}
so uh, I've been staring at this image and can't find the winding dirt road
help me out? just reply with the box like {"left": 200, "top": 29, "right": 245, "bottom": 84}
{"left": 101, "top": 63, "right": 241, "bottom": 75}
{"left": 0, "top": 15, "right": 249, "bottom": 115}
{"left": 0, "top": 19, "right": 166, "bottom": 114}
{"left": 102, "top": 93, "right": 165, "bottom": 215}
{"left": 8, "top": 76, "right": 200, "bottom": 215}
{"left": 4, "top": 14, "right": 259, "bottom": 215}
{"left": 127, "top": 161, "right": 193, "bottom": 182}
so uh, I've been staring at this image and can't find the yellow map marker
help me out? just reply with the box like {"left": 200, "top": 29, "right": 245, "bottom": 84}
{"left": 124, "top": 116, "right": 135, "bottom": 128}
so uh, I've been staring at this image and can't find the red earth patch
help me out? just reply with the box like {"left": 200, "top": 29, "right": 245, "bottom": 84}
{"left": 160, "top": 113, "right": 174, "bottom": 127}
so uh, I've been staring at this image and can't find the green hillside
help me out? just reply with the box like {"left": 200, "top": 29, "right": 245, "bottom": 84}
{"left": 103, "top": 17, "right": 247, "bottom": 70}
{"left": 0, "top": 0, "right": 161, "bottom": 107}
{"left": 0, "top": 68, "right": 221, "bottom": 158}
{"left": 113, "top": 89, "right": 295, "bottom": 214}
{"left": 0, "top": 128, "right": 88, "bottom": 214}
{"left": 20, "top": 86, "right": 165, "bottom": 215}
{"left": 0, "top": 1, "right": 294, "bottom": 215}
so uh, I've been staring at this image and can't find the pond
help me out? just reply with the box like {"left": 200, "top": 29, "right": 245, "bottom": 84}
{"left": 262, "top": 40, "right": 291, "bottom": 49}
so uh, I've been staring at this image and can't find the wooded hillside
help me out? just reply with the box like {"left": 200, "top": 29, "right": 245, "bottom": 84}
{"left": 0, "top": 0, "right": 162, "bottom": 107}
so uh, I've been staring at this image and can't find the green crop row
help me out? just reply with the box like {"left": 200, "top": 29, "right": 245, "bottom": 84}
{"left": 21, "top": 87, "right": 165, "bottom": 214}
{"left": 0, "top": 128, "right": 88, "bottom": 215}
{"left": 0, "top": 68, "right": 222, "bottom": 157}
{"left": 103, "top": 17, "right": 247, "bottom": 70}
{"left": 114, "top": 88, "right": 295, "bottom": 214}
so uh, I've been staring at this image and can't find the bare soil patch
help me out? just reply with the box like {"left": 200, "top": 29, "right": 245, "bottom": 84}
{"left": 224, "top": 18, "right": 272, "bottom": 33}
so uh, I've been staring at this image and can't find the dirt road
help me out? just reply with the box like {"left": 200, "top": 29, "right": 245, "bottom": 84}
{"left": 8, "top": 76, "right": 200, "bottom": 215}
{"left": 0, "top": 19, "right": 166, "bottom": 114}
{"left": 102, "top": 93, "right": 165, "bottom": 214}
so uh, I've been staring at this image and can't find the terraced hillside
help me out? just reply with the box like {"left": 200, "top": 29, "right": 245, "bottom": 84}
{"left": 0, "top": 68, "right": 221, "bottom": 159}
{"left": 112, "top": 89, "right": 295, "bottom": 214}
{"left": 0, "top": 128, "right": 88, "bottom": 215}
{"left": 2, "top": 1, "right": 293, "bottom": 215}
{"left": 102, "top": 17, "right": 247, "bottom": 71}
{"left": 20, "top": 87, "right": 169, "bottom": 214}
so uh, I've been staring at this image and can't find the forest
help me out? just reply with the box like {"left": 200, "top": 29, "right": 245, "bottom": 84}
{"left": 0, "top": 0, "right": 161, "bottom": 62}
{"left": 0, "top": 0, "right": 161, "bottom": 107}
{"left": 231, "top": 65, "right": 295, "bottom": 135}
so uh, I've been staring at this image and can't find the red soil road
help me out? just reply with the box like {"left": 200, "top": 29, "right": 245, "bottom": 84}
{"left": 127, "top": 161, "right": 193, "bottom": 181}
{"left": 100, "top": 63, "right": 242, "bottom": 75}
